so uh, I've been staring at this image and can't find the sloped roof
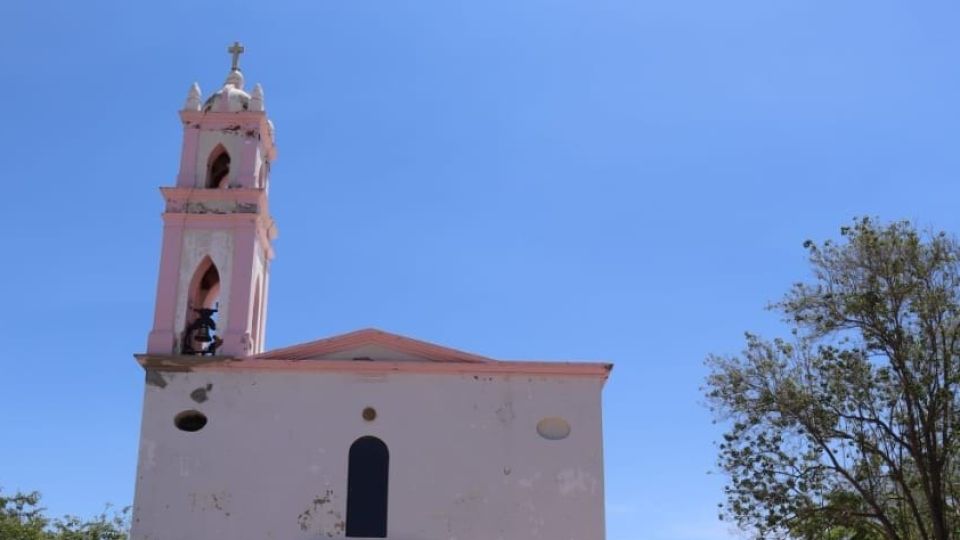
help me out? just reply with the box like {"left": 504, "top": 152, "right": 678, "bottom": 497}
{"left": 254, "top": 328, "right": 493, "bottom": 363}
{"left": 137, "top": 328, "right": 612, "bottom": 379}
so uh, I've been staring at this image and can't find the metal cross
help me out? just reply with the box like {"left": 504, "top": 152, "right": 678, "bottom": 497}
{"left": 228, "top": 41, "right": 245, "bottom": 71}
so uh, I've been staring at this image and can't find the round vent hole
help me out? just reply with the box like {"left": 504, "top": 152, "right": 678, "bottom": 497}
{"left": 537, "top": 417, "right": 571, "bottom": 440}
{"left": 174, "top": 410, "right": 208, "bottom": 432}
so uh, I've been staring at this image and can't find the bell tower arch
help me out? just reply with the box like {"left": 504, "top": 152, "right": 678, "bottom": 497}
{"left": 146, "top": 42, "right": 277, "bottom": 357}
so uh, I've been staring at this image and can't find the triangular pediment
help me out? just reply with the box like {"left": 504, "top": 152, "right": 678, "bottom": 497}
{"left": 254, "top": 328, "right": 494, "bottom": 363}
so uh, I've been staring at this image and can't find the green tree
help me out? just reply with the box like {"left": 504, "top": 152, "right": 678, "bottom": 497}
{"left": 706, "top": 219, "right": 960, "bottom": 540}
{"left": 0, "top": 489, "right": 128, "bottom": 540}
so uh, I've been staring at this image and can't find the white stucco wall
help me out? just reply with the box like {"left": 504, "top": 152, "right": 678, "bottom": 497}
{"left": 131, "top": 368, "right": 605, "bottom": 540}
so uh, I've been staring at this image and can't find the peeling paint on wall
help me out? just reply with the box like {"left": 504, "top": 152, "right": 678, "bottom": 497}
{"left": 296, "top": 490, "right": 344, "bottom": 537}
{"left": 190, "top": 384, "right": 213, "bottom": 403}
{"left": 190, "top": 491, "right": 233, "bottom": 517}
{"left": 495, "top": 401, "right": 515, "bottom": 424}
{"left": 145, "top": 370, "right": 167, "bottom": 388}
{"left": 556, "top": 469, "right": 598, "bottom": 496}
{"left": 167, "top": 201, "right": 260, "bottom": 215}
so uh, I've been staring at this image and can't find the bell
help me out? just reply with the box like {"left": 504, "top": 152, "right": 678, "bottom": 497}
{"left": 194, "top": 326, "right": 213, "bottom": 343}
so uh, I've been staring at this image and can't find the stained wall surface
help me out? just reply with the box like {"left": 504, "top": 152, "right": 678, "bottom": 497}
{"left": 130, "top": 368, "right": 605, "bottom": 540}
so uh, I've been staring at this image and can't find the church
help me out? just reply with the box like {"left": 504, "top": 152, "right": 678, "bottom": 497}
{"left": 131, "top": 43, "right": 612, "bottom": 539}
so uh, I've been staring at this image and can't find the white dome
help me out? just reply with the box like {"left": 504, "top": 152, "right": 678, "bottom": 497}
{"left": 203, "top": 70, "right": 251, "bottom": 113}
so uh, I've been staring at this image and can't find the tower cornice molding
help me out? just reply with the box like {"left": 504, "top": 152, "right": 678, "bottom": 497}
{"left": 179, "top": 110, "right": 277, "bottom": 161}
{"left": 160, "top": 187, "right": 272, "bottom": 232}
{"left": 161, "top": 186, "right": 268, "bottom": 204}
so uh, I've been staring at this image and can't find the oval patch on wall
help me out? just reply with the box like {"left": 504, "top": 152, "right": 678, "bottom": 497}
{"left": 536, "top": 417, "right": 571, "bottom": 440}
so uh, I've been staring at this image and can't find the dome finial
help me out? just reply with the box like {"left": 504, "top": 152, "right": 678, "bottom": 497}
{"left": 250, "top": 83, "right": 264, "bottom": 112}
{"left": 184, "top": 82, "right": 202, "bottom": 111}
{"left": 224, "top": 70, "right": 245, "bottom": 90}
{"left": 228, "top": 41, "right": 245, "bottom": 72}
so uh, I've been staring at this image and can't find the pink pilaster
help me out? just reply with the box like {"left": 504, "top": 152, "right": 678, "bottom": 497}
{"left": 147, "top": 218, "right": 185, "bottom": 353}
{"left": 176, "top": 122, "right": 200, "bottom": 187}
{"left": 237, "top": 128, "right": 258, "bottom": 188}
{"left": 258, "top": 268, "right": 271, "bottom": 353}
{"left": 221, "top": 220, "right": 258, "bottom": 356}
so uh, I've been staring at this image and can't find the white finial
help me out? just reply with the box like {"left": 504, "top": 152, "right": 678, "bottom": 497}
{"left": 184, "top": 82, "right": 202, "bottom": 111}
{"left": 250, "top": 83, "right": 264, "bottom": 112}
{"left": 224, "top": 70, "right": 244, "bottom": 90}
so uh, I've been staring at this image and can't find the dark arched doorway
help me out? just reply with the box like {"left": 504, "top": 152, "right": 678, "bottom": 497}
{"left": 346, "top": 436, "right": 389, "bottom": 537}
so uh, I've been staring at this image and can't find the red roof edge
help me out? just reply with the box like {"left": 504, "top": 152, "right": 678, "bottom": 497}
{"left": 253, "top": 328, "right": 495, "bottom": 363}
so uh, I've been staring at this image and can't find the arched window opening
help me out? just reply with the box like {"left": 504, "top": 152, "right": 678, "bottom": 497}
{"left": 182, "top": 258, "right": 222, "bottom": 355}
{"left": 206, "top": 146, "right": 231, "bottom": 189}
{"left": 346, "top": 436, "right": 389, "bottom": 538}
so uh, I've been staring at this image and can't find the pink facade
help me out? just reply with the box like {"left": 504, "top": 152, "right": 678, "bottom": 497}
{"left": 133, "top": 46, "right": 612, "bottom": 540}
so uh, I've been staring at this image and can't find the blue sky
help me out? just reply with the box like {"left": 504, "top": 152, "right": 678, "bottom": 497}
{"left": 1, "top": 1, "right": 959, "bottom": 539}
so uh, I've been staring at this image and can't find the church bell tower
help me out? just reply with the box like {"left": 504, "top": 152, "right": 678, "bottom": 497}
{"left": 146, "top": 42, "right": 277, "bottom": 357}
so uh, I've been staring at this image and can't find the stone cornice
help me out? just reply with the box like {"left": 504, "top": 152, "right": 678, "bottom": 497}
{"left": 135, "top": 354, "right": 613, "bottom": 381}
{"left": 179, "top": 110, "right": 277, "bottom": 161}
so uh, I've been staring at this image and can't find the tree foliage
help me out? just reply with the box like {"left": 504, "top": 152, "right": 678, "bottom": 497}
{"left": 706, "top": 218, "right": 960, "bottom": 540}
{"left": 0, "top": 489, "right": 128, "bottom": 540}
